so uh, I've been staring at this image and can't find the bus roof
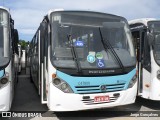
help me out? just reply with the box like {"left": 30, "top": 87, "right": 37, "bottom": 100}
{"left": 46, "top": 9, "right": 127, "bottom": 22}
{"left": 129, "top": 18, "right": 157, "bottom": 26}
{"left": 0, "top": 6, "right": 10, "bottom": 13}
{"left": 48, "top": 9, "right": 64, "bottom": 14}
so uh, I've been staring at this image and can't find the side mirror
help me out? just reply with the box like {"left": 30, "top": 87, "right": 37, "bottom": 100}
{"left": 147, "top": 33, "right": 154, "bottom": 45}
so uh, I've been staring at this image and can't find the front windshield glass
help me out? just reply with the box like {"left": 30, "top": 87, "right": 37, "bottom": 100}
{"left": 0, "top": 9, "right": 9, "bottom": 68}
{"left": 148, "top": 21, "right": 160, "bottom": 65}
{"left": 51, "top": 11, "right": 136, "bottom": 70}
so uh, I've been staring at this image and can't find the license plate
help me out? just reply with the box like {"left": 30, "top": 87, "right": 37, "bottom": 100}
{"left": 94, "top": 96, "right": 110, "bottom": 102}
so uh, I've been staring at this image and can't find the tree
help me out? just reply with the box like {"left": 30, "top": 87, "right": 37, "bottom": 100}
{"left": 19, "top": 40, "right": 29, "bottom": 50}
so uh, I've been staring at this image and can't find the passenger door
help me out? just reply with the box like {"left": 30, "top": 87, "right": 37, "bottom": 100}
{"left": 142, "top": 31, "right": 151, "bottom": 98}
{"left": 39, "top": 22, "right": 48, "bottom": 104}
{"left": 131, "top": 29, "right": 151, "bottom": 98}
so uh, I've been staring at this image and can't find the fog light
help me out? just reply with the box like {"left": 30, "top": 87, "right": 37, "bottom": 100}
{"left": 0, "top": 78, "right": 8, "bottom": 84}
{"left": 53, "top": 78, "right": 61, "bottom": 85}
{"left": 61, "top": 83, "right": 68, "bottom": 90}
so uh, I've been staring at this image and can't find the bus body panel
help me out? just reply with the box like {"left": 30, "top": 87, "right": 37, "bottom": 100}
{"left": 141, "top": 68, "right": 151, "bottom": 98}
{"left": 0, "top": 83, "right": 11, "bottom": 111}
{"left": 150, "top": 50, "right": 160, "bottom": 100}
{"left": 46, "top": 58, "right": 137, "bottom": 111}
{"left": 21, "top": 50, "right": 26, "bottom": 69}
{"left": 56, "top": 69, "right": 136, "bottom": 93}
{"left": 48, "top": 79, "right": 137, "bottom": 111}
{"left": 0, "top": 61, "right": 15, "bottom": 112}
{"left": 18, "top": 44, "right": 22, "bottom": 73}
{"left": 0, "top": 70, "right": 4, "bottom": 77}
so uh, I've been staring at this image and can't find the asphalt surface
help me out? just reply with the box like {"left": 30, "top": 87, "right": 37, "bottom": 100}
{"left": 1, "top": 69, "right": 160, "bottom": 120}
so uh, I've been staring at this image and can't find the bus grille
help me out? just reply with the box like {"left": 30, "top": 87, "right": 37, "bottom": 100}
{"left": 75, "top": 83, "right": 125, "bottom": 94}
{"left": 81, "top": 96, "right": 119, "bottom": 105}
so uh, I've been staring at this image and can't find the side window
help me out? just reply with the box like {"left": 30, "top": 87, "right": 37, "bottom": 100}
{"left": 131, "top": 31, "right": 140, "bottom": 61}
{"left": 40, "top": 22, "right": 48, "bottom": 70}
{"left": 45, "top": 28, "right": 48, "bottom": 70}
{"left": 32, "top": 37, "right": 35, "bottom": 54}
{"left": 35, "top": 33, "right": 38, "bottom": 54}
{"left": 34, "top": 35, "right": 37, "bottom": 54}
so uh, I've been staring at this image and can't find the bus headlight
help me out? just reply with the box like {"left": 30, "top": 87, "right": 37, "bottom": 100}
{"left": 53, "top": 78, "right": 61, "bottom": 85}
{"left": 128, "top": 75, "right": 137, "bottom": 88}
{"left": 0, "top": 77, "right": 8, "bottom": 84}
{"left": 52, "top": 78, "right": 73, "bottom": 93}
{"left": 0, "top": 72, "right": 9, "bottom": 89}
{"left": 61, "top": 83, "right": 68, "bottom": 90}
{"left": 157, "top": 70, "right": 160, "bottom": 80}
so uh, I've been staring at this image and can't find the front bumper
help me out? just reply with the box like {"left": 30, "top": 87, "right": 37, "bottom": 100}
{"left": 48, "top": 81, "right": 137, "bottom": 111}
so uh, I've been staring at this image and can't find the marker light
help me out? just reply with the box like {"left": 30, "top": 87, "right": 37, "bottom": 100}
{"left": 52, "top": 74, "right": 56, "bottom": 79}
{"left": 157, "top": 70, "right": 160, "bottom": 80}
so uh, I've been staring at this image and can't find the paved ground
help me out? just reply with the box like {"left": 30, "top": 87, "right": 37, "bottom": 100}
{"left": 1, "top": 68, "right": 160, "bottom": 120}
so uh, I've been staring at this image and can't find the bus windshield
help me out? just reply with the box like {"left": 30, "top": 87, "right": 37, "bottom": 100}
{"left": 51, "top": 11, "right": 136, "bottom": 70}
{"left": 0, "top": 9, "right": 9, "bottom": 68}
{"left": 148, "top": 21, "right": 160, "bottom": 65}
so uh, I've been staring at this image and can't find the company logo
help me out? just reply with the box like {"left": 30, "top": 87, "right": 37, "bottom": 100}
{"left": 100, "top": 85, "right": 106, "bottom": 91}
{"left": 1, "top": 112, "right": 42, "bottom": 118}
{"left": 2, "top": 112, "right": 11, "bottom": 117}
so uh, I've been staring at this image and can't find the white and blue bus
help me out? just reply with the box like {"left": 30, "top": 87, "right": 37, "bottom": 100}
{"left": 129, "top": 18, "right": 160, "bottom": 100}
{"left": 29, "top": 10, "right": 137, "bottom": 111}
{"left": 0, "top": 6, "right": 18, "bottom": 111}
{"left": 17, "top": 44, "right": 22, "bottom": 73}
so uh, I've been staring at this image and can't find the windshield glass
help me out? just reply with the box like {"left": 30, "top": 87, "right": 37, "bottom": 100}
{"left": 148, "top": 21, "right": 160, "bottom": 65}
{"left": 0, "top": 9, "right": 9, "bottom": 68}
{"left": 51, "top": 11, "right": 136, "bottom": 70}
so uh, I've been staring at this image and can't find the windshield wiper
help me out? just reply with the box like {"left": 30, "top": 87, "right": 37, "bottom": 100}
{"left": 99, "top": 27, "right": 125, "bottom": 72}
{"left": 67, "top": 34, "right": 82, "bottom": 73}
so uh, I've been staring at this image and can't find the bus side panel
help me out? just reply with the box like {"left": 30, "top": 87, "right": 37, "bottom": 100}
{"left": 150, "top": 50, "right": 160, "bottom": 100}
{"left": 141, "top": 68, "right": 151, "bottom": 98}
{"left": 0, "top": 61, "right": 14, "bottom": 111}
{"left": 0, "top": 82, "right": 11, "bottom": 111}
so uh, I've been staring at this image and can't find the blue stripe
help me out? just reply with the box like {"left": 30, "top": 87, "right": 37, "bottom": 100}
{"left": 57, "top": 69, "right": 136, "bottom": 94}
{"left": 0, "top": 70, "right": 4, "bottom": 79}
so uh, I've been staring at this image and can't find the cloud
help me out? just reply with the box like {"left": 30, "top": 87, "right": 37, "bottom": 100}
{"left": 19, "top": 29, "right": 36, "bottom": 35}
{"left": 1, "top": 0, "right": 160, "bottom": 41}
{"left": 11, "top": 9, "right": 45, "bottom": 28}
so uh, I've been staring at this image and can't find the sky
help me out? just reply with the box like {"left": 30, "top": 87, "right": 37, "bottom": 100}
{"left": 0, "top": 0, "right": 160, "bottom": 41}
